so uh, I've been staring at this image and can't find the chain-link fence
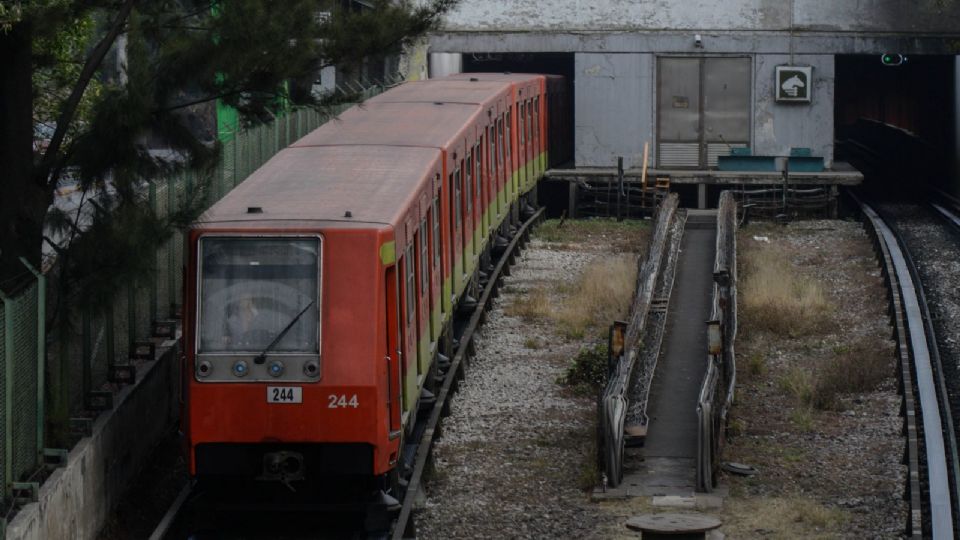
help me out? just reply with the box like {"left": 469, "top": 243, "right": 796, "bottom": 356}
{"left": 2, "top": 85, "right": 387, "bottom": 514}
{"left": 0, "top": 262, "right": 45, "bottom": 513}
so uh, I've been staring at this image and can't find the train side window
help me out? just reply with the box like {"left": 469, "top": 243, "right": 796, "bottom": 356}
{"left": 474, "top": 143, "right": 481, "bottom": 200}
{"left": 405, "top": 247, "right": 416, "bottom": 323}
{"left": 419, "top": 219, "right": 428, "bottom": 294}
{"left": 526, "top": 99, "right": 533, "bottom": 145}
{"left": 497, "top": 118, "right": 505, "bottom": 168}
{"left": 432, "top": 197, "right": 441, "bottom": 271}
{"left": 453, "top": 166, "right": 462, "bottom": 226}
{"left": 505, "top": 110, "right": 511, "bottom": 160}
{"left": 465, "top": 152, "right": 473, "bottom": 214}
{"left": 488, "top": 126, "right": 496, "bottom": 179}
{"left": 518, "top": 102, "right": 525, "bottom": 145}
{"left": 534, "top": 96, "right": 540, "bottom": 138}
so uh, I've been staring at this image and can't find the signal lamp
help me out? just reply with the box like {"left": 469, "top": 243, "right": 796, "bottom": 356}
{"left": 880, "top": 53, "right": 906, "bottom": 66}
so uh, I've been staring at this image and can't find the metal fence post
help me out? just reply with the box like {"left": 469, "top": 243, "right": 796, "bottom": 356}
{"left": 149, "top": 182, "right": 158, "bottom": 322}
{"left": 19, "top": 258, "right": 46, "bottom": 459}
{"left": 1, "top": 289, "right": 14, "bottom": 502}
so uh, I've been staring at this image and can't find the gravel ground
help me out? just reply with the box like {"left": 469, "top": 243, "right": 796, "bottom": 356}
{"left": 418, "top": 217, "right": 910, "bottom": 539}
{"left": 719, "top": 219, "right": 907, "bottom": 538}
{"left": 417, "top": 222, "right": 649, "bottom": 539}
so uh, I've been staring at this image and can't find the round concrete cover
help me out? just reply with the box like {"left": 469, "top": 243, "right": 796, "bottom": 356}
{"left": 626, "top": 513, "right": 722, "bottom": 533}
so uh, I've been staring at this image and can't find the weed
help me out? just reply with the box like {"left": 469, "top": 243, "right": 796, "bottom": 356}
{"left": 778, "top": 365, "right": 814, "bottom": 407}
{"left": 727, "top": 417, "right": 747, "bottom": 437}
{"left": 506, "top": 287, "right": 551, "bottom": 321}
{"left": 559, "top": 342, "right": 609, "bottom": 394}
{"left": 523, "top": 337, "right": 543, "bottom": 349}
{"left": 812, "top": 337, "right": 894, "bottom": 409}
{"left": 746, "top": 352, "right": 766, "bottom": 377}
{"left": 789, "top": 407, "right": 815, "bottom": 432}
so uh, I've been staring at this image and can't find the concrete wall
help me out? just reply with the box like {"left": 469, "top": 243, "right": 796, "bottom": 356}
{"left": 575, "top": 53, "right": 653, "bottom": 168}
{"left": 440, "top": 0, "right": 960, "bottom": 34}
{"left": 6, "top": 342, "right": 180, "bottom": 540}
{"left": 753, "top": 54, "right": 835, "bottom": 167}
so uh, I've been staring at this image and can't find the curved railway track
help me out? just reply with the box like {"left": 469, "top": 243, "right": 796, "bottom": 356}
{"left": 149, "top": 208, "right": 546, "bottom": 540}
{"left": 856, "top": 193, "right": 959, "bottom": 539}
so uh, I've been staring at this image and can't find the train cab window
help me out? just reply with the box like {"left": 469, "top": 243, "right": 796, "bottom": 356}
{"left": 198, "top": 237, "right": 319, "bottom": 353}
{"left": 405, "top": 247, "right": 416, "bottom": 323}
{"left": 465, "top": 153, "right": 473, "bottom": 213}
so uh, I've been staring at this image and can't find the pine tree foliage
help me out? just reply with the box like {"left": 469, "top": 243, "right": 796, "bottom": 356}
{"left": 0, "top": 0, "right": 456, "bottom": 308}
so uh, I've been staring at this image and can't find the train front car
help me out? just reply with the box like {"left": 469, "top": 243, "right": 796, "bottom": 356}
{"left": 181, "top": 144, "right": 443, "bottom": 519}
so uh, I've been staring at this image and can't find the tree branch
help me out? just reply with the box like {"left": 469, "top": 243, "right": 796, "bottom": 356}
{"left": 39, "top": 0, "right": 138, "bottom": 189}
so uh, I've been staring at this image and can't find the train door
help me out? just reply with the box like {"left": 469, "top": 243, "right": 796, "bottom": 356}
{"left": 525, "top": 98, "right": 533, "bottom": 192}
{"left": 488, "top": 125, "right": 500, "bottom": 218}
{"left": 430, "top": 193, "right": 442, "bottom": 338}
{"left": 385, "top": 264, "right": 402, "bottom": 436}
{"left": 449, "top": 162, "right": 464, "bottom": 298}
{"left": 400, "top": 244, "right": 418, "bottom": 416}
{"left": 416, "top": 219, "right": 430, "bottom": 376}
{"left": 505, "top": 105, "right": 515, "bottom": 202}
{"left": 533, "top": 95, "right": 541, "bottom": 180}
{"left": 473, "top": 140, "right": 483, "bottom": 253}
{"left": 463, "top": 151, "right": 474, "bottom": 271}
{"left": 497, "top": 116, "right": 506, "bottom": 201}
{"left": 517, "top": 99, "right": 526, "bottom": 193}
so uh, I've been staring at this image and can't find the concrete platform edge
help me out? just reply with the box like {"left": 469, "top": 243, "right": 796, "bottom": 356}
{"left": 6, "top": 340, "right": 180, "bottom": 540}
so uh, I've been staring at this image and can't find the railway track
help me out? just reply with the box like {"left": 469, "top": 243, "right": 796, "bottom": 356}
{"left": 856, "top": 193, "right": 960, "bottom": 539}
{"left": 148, "top": 207, "right": 546, "bottom": 540}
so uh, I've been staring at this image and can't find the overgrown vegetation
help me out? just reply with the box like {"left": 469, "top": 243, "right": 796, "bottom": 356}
{"left": 558, "top": 342, "right": 609, "bottom": 395}
{"left": 536, "top": 218, "right": 648, "bottom": 252}
{"left": 740, "top": 243, "right": 831, "bottom": 336}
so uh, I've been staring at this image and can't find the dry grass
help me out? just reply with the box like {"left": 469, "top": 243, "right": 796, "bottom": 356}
{"left": 506, "top": 287, "right": 551, "bottom": 321}
{"left": 812, "top": 337, "right": 894, "bottom": 409}
{"left": 556, "top": 256, "right": 636, "bottom": 338}
{"left": 722, "top": 497, "right": 849, "bottom": 538}
{"left": 506, "top": 255, "right": 637, "bottom": 339}
{"left": 740, "top": 245, "right": 832, "bottom": 336}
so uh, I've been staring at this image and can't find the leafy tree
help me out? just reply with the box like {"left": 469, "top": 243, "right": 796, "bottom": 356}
{"left": 0, "top": 0, "right": 456, "bottom": 296}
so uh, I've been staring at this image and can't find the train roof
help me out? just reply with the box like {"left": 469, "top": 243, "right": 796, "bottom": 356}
{"left": 291, "top": 102, "right": 480, "bottom": 150}
{"left": 446, "top": 72, "right": 546, "bottom": 84}
{"left": 365, "top": 79, "right": 512, "bottom": 105}
{"left": 197, "top": 145, "right": 441, "bottom": 228}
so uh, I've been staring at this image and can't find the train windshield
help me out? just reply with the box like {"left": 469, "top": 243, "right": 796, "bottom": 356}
{"left": 198, "top": 237, "right": 320, "bottom": 354}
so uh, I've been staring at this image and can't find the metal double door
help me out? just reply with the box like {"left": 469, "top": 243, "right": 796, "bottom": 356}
{"left": 657, "top": 57, "right": 751, "bottom": 168}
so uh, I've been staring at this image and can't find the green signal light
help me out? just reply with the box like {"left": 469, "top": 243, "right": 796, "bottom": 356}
{"left": 881, "top": 53, "right": 905, "bottom": 66}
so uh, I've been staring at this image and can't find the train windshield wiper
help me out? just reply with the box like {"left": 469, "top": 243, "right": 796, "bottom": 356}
{"left": 253, "top": 301, "right": 314, "bottom": 365}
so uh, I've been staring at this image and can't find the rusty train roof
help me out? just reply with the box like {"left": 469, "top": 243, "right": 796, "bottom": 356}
{"left": 365, "top": 80, "right": 512, "bottom": 105}
{"left": 291, "top": 102, "right": 480, "bottom": 150}
{"left": 196, "top": 145, "right": 441, "bottom": 228}
{"left": 196, "top": 74, "right": 543, "bottom": 230}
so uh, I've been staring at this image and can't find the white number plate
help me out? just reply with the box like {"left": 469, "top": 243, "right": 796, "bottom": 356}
{"left": 267, "top": 386, "right": 302, "bottom": 403}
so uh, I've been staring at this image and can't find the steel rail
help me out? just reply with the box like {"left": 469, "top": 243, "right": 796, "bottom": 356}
{"left": 861, "top": 201, "right": 956, "bottom": 539}
{"left": 148, "top": 483, "right": 193, "bottom": 540}
{"left": 390, "top": 207, "right": 546, "bottom": 540}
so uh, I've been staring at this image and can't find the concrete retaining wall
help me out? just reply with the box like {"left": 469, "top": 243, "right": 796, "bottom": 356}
{"left": 6, "top": 341, "right": 180, "bottom": 540}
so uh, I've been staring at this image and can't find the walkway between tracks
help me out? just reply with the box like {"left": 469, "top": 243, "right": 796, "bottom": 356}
{"left": 601, "top": 209, "right": 722, "bottom": 505}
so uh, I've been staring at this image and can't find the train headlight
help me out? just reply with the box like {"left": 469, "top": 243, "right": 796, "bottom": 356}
{"left": 232, "top": 360, "right": 249, "bottom": 378}
{"left": 268, "top": 360, "right": 285, "bottom": 378}
{"left": 196, "top": 360, "right": 213, "bottom": 378}
{"left": 303, "top": 360, "right": 320, "bottom": 378}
